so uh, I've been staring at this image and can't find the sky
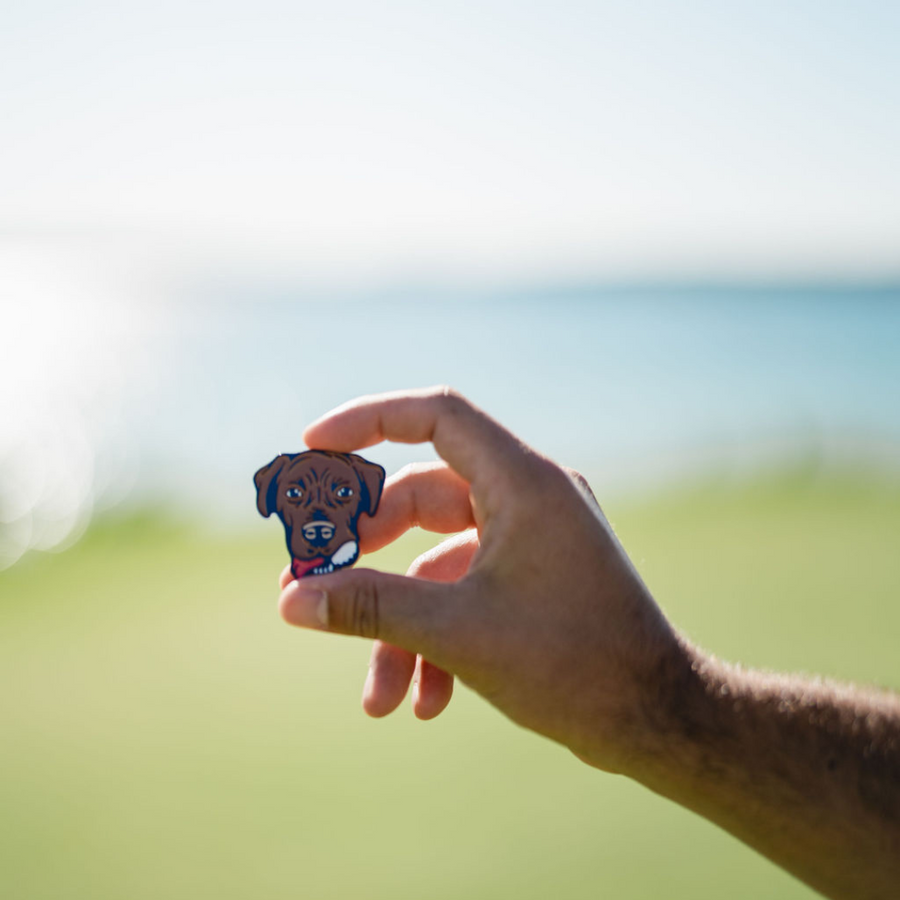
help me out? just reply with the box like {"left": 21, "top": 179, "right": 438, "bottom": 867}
{"left": 2, "top": 0, "right": 899, "bottom": 284}
{"left": 2, "top": 1, "right": 900, "bottom": 567}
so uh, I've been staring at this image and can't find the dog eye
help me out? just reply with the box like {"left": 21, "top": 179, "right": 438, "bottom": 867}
{"left": 285, "top": 487, "right": 303, "bottom": 499}
{"left": 335, "top": 486, "right": 354, "bottom": 499}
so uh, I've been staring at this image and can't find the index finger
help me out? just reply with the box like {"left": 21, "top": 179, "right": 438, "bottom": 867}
{"left": 302, "top": 386, "right": 529, "bottom": 495}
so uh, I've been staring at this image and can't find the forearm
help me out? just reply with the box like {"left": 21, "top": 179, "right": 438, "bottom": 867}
{"left": 630, "top": 641, "right": 900, "bottom": 899}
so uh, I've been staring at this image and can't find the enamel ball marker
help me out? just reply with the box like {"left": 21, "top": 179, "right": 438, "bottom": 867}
{"left": 254, "top": 449, "right": 385, "bottom": 580}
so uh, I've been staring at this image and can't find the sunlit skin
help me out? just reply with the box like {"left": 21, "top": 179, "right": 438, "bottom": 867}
{"left": 278, "top": 386, "right": 900, "bottom": 900}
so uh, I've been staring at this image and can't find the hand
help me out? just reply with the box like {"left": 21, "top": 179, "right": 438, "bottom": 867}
{"left": 278, "top": 387, "right": 900, "bottom": 898}
{"left": 278, "top": 386, "right": 687, "bottom": 775}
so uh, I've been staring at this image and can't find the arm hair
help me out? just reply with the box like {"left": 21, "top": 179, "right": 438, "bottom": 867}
{"left": 634, "top": 640, "right": 900, "bottom": 899}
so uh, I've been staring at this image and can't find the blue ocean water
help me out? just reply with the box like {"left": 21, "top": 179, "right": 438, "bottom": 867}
{"left": 125, "top": 284, "right": 900, "bottom": 525}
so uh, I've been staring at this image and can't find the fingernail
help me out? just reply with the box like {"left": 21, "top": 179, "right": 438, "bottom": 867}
{"left": 281, "top": 580, "right": 329, "bottom": 629}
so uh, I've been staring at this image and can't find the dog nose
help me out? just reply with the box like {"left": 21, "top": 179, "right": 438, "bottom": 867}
{"left": 301, "top": 520, "right": 336, "bottom": 543}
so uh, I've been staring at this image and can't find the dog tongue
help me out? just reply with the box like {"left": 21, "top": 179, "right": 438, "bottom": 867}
{"left": 291, "top": 557, "right": 326, "bottom": 580}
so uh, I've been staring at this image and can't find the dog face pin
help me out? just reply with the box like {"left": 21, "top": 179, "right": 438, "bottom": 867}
{"left": 254, "top": 450, "right": 385, "bottom": 579}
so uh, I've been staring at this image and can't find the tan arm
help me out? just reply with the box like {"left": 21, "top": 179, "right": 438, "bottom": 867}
{"left": 631, "top": 644, "right": 900, "bottom": 899}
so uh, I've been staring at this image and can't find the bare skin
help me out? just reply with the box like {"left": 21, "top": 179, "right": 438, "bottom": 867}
{"left": 278, "top": 386, "right": 900, "bottom": 900}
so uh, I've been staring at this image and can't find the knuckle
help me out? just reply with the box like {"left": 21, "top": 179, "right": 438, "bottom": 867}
{"left": 407, "top": 550, "right": 438, "bottom": 580}
{"left": 393, "top": 460, "right": 444, "bottom": 482}
{"left": 339, "top": 579, "right": 381, "bottom": 640}
{"left": 392, "top": 462, "right": 420, "bottom": 482}
{"left": 561, "top": 466, "right": 602, "bottom": 512}
{"left": 429, "top": 383, "right": 457, "bottom": 398}
{"left": 563, "top": 466, "right": 590, "bottom": 491}
{"left": 433, "top": 385, "right": 467, "bottom": 411}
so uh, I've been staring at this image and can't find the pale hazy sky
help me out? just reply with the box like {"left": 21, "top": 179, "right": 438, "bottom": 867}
{"left": 2, "top": 0, "right": 900, "bottom": 282}
{"left": 3, "top": 1, "right": 900, "bottom": 566}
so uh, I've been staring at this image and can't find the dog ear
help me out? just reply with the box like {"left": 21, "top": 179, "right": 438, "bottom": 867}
{"left": 350, "top": 455, "right": 386, "bottom": 516}
{"left": 254, "top": 454, "right": 292, "bottom": 517}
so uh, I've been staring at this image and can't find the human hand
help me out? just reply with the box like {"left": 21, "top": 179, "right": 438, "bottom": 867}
{"left": 278, "top": 387, "right": 689, "bottom": 775}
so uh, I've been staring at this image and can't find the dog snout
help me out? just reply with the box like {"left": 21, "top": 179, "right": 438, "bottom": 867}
{"left": 301, "top": 519, "right": 336, "bottom": 545}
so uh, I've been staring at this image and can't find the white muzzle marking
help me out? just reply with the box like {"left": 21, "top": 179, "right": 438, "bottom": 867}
{"left": 331, "top": 541, "right": 358, "bottom": 567}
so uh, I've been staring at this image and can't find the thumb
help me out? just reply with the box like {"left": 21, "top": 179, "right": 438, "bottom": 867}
{"left": 279, "top": 567, "right": 463, "bottom": 660}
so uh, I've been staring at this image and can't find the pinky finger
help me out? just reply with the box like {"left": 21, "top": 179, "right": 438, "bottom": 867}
{"left": 412, "top": 655, "right": 454, "bottom": 720}
{"left": 405, "top": 529, "right": 479, "bottom": 720}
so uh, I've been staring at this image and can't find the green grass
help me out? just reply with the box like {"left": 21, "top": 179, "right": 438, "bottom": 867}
{"left": 1, "top": 469, "right": 898, "bottom": 899}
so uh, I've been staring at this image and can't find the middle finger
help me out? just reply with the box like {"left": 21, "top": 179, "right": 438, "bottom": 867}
{"left": 279, "top": 461, "right": 474, "bottom": 592}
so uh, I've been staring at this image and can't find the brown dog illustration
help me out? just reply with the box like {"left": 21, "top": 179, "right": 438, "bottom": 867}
{"left": 254, "top": 449, "right": 385, "bottom": 579}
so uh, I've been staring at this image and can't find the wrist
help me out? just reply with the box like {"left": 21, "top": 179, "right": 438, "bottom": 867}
{"left": 570, "top": 628, "right": 715, "bottom": 781}
{"left": 629, "top": 634, "right": 717, "bottom": 781}
{"left": 577, "top": 633, "right": 722, "bottom": 790}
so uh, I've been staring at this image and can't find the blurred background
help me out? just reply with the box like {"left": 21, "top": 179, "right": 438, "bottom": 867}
{"left": 2, "top": 2, "right": 899, "bottom": 898}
